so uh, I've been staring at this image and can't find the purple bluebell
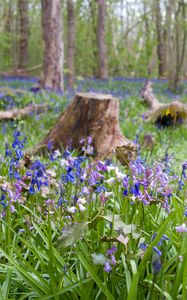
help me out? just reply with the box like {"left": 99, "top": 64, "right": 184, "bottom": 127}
{"left": 152, "top": 253, "right": 162, "bottom": 275}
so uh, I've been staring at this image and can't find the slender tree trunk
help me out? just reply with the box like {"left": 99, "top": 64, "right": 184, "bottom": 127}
{"left": 67, "top": 0, "right": 75, "bottom": 89}
{"left": 168, "top": 0, "right": 187, "bottom": 92}
{"left": 18, "top": 0, "right": 29, "bottom": 69}
{"left": 41, "top": 0, "right": 64, "bottom": 91}
{"left": 155, "top": 0, "right": 167, "bottom": 77}
{"left": 88, "top": 0, "right": 98, "bottom": 77}
{"left": 97, "top": 0, "right": 108, "bottom": 79}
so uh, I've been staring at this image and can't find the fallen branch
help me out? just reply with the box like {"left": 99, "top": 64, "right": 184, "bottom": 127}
{"left": 140, "top": 80, "right": 187, "bottom": 126}
{"left": 0, "top": 104, "right": 48, "bottom": 121}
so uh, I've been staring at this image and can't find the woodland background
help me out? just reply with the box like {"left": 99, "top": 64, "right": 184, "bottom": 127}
{"left": 0, "top": 0, "right": 187, "bottom": 93}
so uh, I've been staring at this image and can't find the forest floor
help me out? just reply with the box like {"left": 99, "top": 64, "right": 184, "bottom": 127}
{"left": 0, "top": 76, "right": 187, "bottom": 162}
{"left": 0, "top": 76, "right": 187, "bottom": 299}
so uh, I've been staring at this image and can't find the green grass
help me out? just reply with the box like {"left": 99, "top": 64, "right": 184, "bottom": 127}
{"left": 0, "top": 78, "right": 187, "bottom": 299}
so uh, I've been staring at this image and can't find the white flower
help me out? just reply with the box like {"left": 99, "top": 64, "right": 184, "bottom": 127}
{"left": 107, "top": 165, "right": 116, "bottom": 172}
{"left": 46, "top": 169, "right": 56, "bottom": 177}
{"left": 68, "top": 206, "right": 76, "bottom": 213}
{"left": 105, "top": 177, "right": 116, "bottom": 184}
{"left": 115, "top": 168, "right": 125, "bottom": 181}
{"left": 77, "top": 197, "right": 87, "bottom": 205}
{"left": 53, "top": 149, "right": 61, "bottom": 159}
{"left": 60, "top": 159, "right": 68, "bottom": 168}
{"left": 104, "top": 191, "right": 114, "bottom": 198}
{"left": 176, "top": 223, "right": 187, "bottom": 233}
{"left": 78, "top": 204, "right": 86, "bottom": 212}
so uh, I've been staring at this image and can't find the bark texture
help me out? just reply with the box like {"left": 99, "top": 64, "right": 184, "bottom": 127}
{"left": 41, "top": 0, "right": 64, "bottom": 91}
{"left": 140, "top": 80, "right": 187, "bottom": 126}
{"left": 67, "top": 0, "right": 75, "bottom": 89}
{"left": 0, "top": 104, "right": 48, "bottom": 121}
{"left": 18, "top": 0, "right": 29, "bottom": 69}
{"left": 34, "top": 93, "right": 137, "bottom": 163}
{"left": 155, "top": 0, "right": 167, "bottom": 77}
{"left": 97, "top": 0, "right": 108, "bottom": 79}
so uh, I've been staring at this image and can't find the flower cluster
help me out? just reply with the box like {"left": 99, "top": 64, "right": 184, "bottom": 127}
{"left": 91, "top": 245, "right": 117, "bottom": 273}
{"left": 26, "top": 160, "right": 49, "bottom": 194}
{"left": 5, "top": 130, "right": 27, "bottom": 180}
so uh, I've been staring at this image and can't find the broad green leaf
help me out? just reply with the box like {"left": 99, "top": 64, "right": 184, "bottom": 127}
{"left": 57, "top": 222, "right": 88, "bottom": 248}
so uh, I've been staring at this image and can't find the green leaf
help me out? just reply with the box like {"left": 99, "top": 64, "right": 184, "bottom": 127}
{"left": 57, "top": 222, "right": 88, "bottom": 248}
{"left": 138, "top": 211, "right": 175, "bottom": 280}
{"left": 103, "top": 214, "right": 140, "bottom": 238}
{"left": 78, "top": 253, "right": 114, "bottom": 300}
{"left": 121, "top": 253, "right": 131, "bottom": 293}
{"left": 127, "top": 272, "right": 139, "bottom": 300}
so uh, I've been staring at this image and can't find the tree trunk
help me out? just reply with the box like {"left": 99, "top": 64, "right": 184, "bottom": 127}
{"left": 168, "top": 0, "right": 187, "bottom": 92}
{"left": 97, "top": 0, "right": 108, "bottom": 79}
{"left": 41, "top": 0, "right": 64, "bottom": 91}
{"left": 34, "top": 93, "right": 137, "bottom": 163}
{"left": 18, "top": 0, "right": 29, "bottom": 70}
{"left": 67, "top": 0, "right": 75, "bottom": 89}
{"left": 155, "top": 0, "right": 167, "bottom": 77}
{"left": 88, "top": 0, "right": 98, "bottom": 77}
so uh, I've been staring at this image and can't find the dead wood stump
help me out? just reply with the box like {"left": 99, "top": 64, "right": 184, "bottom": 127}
{"left": 140, "top": 80, "right": 187, "bottom": 126}
{"left": 34, "top": 92, "right": 137, "bottom": 162}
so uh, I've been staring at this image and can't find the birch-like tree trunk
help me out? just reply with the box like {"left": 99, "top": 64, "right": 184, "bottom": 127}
{"left": 97, "top": 0, "right": 108, "bottom": 79}
{"left": 41, "top": 0, "right": 64, "bottom": 91}
{"left": 18, "top": 0, "right": 29, "bottom": 69}
{"left": 67, "top": 0, "right": 75, "bottom": 89}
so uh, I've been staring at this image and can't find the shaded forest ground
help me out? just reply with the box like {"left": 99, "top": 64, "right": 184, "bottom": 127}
{"left": 0, "top": 76, "right": 187, "bottom": 164}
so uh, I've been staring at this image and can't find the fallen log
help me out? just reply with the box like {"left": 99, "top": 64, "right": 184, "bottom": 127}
{"left": 0, "top": 104, "right": 48, "bottom": 121}
{"left": 33, "top": 92, "right": 137, "bottom": 164}
{"left": 140, "top": 80, "right": 187, "bottom": 126}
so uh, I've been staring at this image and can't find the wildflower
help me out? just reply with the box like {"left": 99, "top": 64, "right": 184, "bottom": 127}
{"left": 139, "top": 242, "right": 147, "bottom": 251}
{"left": 45, "top": 199, "right": 55, "bottom": 207}
{"left": 178, "top": 255, "right": 183, "bottom": 262}
{"left": 105, "top": 177, "right": 116, "bottom": 184}
{"left": 176, "top": 223, "right": 187, "bottom": 233}
{"left": 107, "top": 246, "right": 116, "bottom": 255}
{"left": 182, "top": 162, "right": 187, "bottom": 178}
{"left": 104, "top": 261, "right": 112, "bottom": 273}
{"left": 27, "top": 160, "right": 49, "bottom": 193}
{"left": 152, "top": 253, "right": 162, "bottom": 275}
{"left": 157, "top": 235, "right": 170, "bottom": 246}
{"left": 81, "top": 186, "right": 90, "bottom": 195}
{"left": 68, "top": 206, "right": 76, "bottom": 213}
{"left": 153, "top": 246, "right": 162, "bottom": 256}
{"left": 78, "top": 203, "right": 86, "bottom": 212}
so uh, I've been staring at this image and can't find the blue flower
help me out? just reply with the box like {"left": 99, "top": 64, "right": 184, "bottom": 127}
{"left": 153, "top": 246, "right": 162, "bottom": 256}
{"left": 152, "top": 253, "right": 162, "bottom": 274}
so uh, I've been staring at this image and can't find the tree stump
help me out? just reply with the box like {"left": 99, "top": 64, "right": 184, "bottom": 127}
{"left": 140, "top": 80, "right": 187, "bottom": 126}
{"left": 34, "top": 93, "right": 137, "bottom": 163}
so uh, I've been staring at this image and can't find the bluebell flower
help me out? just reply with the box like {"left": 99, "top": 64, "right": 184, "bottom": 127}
{"left": 27, "top": 160, "right": 49, "bottom": 193}
{"left": 139, "top": 243, "right": 147, "bottom": 250}
{"left": 123, "top": 189, "right": 128, "bottom": 196}
{"left": 152, "top": 253, "right": 162, "bottom": 275}
{"left": 153, "top": 246, "right": 162, "bottom": 256}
